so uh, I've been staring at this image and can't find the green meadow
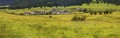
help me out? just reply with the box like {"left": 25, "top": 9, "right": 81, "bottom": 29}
{"left": 0, "top": 4, "right": 120, "bottom": 38}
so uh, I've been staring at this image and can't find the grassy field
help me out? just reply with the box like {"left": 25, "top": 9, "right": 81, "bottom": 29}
{"left": 0, "top": 3, "right": 120, "bottom": 38}
{"left": 0, "top": 10, "right": 120, "bottom": 38}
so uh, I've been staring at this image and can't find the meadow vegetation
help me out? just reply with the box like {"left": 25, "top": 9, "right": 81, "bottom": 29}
{"left": 0, "top": 3, "right": 120, "bottom": 38}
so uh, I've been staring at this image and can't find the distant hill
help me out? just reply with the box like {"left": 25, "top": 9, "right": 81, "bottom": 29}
{"left": 0, "top": 0, "right": 119, "bottom": 9}
{"left": 2, "top": 0, "right": 93, "bottom": 8}
{"left": 0, "top": 0, "right": 15, "bottom": 6}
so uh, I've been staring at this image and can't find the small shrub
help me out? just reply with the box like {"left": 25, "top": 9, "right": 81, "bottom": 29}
{"left": 49, "top": 15, "right": 52, "bottom": 18}
{"left": 89, "top": 10, "right": 94, "bottom": 15}
{"left": 98, "top": 11, "right": 103, "bottom": 15}
{"left": 81, "top": 15, "right": 86, "bottom": 21}
{"left": 71, "top": 15, "right": 86, "bottom": 21}
{"left": 93, "top": 11, "right": 97, "bottom": 15}
{"left": 90, "top": 12, "right": 93, "bottom": 15}
{"left": 109, "top": 11, "right": 113, "bottom": 14}
{"left": 83, "top": 8, "right": 88, "bottom": 13}
{"left": 108, "top": 10, "right": 113, "bottom": 14}
{"left": 104, "top": 10, "right": 110, "bottom": 15}
{"left": 19, "top": 13, "right": 24, "bottom": 15}
{"left": 71, "top": 15, "right": 80, "bottom": 21}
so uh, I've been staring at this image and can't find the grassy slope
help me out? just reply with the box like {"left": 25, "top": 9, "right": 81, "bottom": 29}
{"left": 0, "top": 11, "right": 120, "bottom": 38}
{"left": 0, "top": 3, "right": 120, "bottom": 38}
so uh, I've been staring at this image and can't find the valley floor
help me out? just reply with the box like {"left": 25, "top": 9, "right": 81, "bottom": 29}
{"left": 0, "top": 11, "right": 120, "bottom": 38}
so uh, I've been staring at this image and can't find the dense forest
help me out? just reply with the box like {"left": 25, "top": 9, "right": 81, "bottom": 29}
{"left": 0, "top": 0, "right": 120, "bottom": 8}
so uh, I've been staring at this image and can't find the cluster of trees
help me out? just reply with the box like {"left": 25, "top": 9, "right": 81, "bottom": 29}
{"left": 95, "top": 0, "right": 120, "bottom": 5}
{"left": 77, "top": 8, "right": 114, "bottom": 15}
{"left": 9, "top": 0, "right": 92, "bottom": 9}
{"left": 103, "top": 0, "right": 120, "bottom": 5}
{"left": 1, "top": 0, "right": 119, "bottom": 9}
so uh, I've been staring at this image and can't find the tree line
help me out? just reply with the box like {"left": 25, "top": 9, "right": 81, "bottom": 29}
{"left": 96, "top": 0, "right": 120, "bottom": 5}
{"left": 8, "top": 0, "right": 120, "bottom": 9}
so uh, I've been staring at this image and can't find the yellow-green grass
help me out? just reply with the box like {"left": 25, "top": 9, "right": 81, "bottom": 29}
{"left": 0, "top": 11, "right": 120, "bottom": 38}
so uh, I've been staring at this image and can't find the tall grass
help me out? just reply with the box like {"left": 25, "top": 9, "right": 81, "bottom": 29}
{"left": 0, "top": 11, "right": 120, "bottom": 38}
{"left": 0, "top": 3, "right": 120, "bottom": 38}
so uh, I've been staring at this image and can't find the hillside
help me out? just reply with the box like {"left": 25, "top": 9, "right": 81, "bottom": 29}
{"left": 0, "top": 9, "right": 120, "bottom": 38}
{"left": 0, "top": 0, "right": 120, "bottom": 38}
{"left": 0, "top": 0, "right": 120, "bottom": 8}
{"left": 0, "top": 0, "right": 15, "bottom": 6}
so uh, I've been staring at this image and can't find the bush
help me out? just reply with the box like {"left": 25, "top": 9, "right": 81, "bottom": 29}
{"left": 93, "top": 11, "right": 97, "bottom": 15}
{"left": 103, "top": 10, "right": 113, "bottom": 15}
{"left": 98, "top": 11, "right": 103, "bottom": 15}
{"left": 49, "top": 15, "right": 52, "bottom": 18}
{"left": 109, "top": 11, "right": 113, "bottom": 14}
{"left": 71, "top": 15, "right": 86, "bottom": 21}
